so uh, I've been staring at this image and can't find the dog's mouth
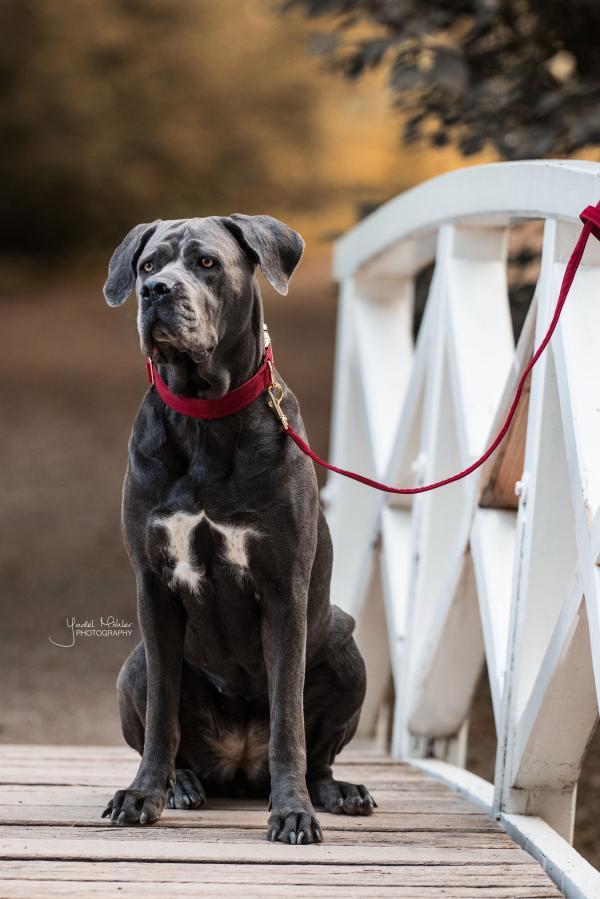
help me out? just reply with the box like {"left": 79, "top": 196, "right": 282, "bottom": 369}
{"left": 143, "top": 326, "right": 171, "bottom": 364}
{"left": 145, "top": 324, "right": 215, "bottom": 369}
{"left": 149, "top": 325, "right": 174, "bottom": 360}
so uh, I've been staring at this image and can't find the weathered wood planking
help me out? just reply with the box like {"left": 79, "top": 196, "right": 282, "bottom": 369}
{"left": 0, "top": 806, "right": 502, "bottom": 830}
{"left": 0, "top": 883, "right": 564, "bottom": 898}
{"left": 0, "top": 746, "right": 562, "bottom": 898}
{"left": 0, "top": 859, "right": 561, "bottom": 885}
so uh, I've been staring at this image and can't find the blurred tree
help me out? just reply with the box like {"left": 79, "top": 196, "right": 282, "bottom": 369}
{"left": 0, "top": 0, "right": 323, "bottom": 260}
{"left": 284, "top": 0, "right": 600, "bottom": 159}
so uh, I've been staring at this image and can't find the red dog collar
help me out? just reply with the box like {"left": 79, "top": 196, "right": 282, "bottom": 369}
{"left": 145, "top": 337, "right": 285, "bottom": 423}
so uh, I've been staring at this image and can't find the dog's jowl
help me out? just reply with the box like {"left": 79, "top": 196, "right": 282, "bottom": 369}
{"left": 101, "top": 214, "right": 374, "bottom": 844}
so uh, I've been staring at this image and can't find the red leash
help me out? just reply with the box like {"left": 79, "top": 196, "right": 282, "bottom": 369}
{"left": 285, "top": 202, "right": 600, "bottom": 495}
{"left": 147, "top": 203, "right": 600, "bottom": 495}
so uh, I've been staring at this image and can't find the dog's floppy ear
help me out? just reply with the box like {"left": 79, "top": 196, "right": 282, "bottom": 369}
{"left": 103, "top": 221, "right": 160, "bottom": 307}
{"left": 224, "top": 214, "right": 304, "bottom": 295}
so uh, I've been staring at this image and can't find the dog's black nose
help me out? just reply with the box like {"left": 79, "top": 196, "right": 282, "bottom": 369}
{"left": 141, "top": 279, "right": 171, "bottom": 299}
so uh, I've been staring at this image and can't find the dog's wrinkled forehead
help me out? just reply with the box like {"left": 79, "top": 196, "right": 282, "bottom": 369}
{"left": 142, "top": 218, "right": 247, "bottom": 267}
{"left": 103, "top": 213, "right": 304, "bottom": 307}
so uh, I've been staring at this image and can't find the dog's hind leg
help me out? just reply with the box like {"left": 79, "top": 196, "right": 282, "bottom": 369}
{"left": 304, "top": 613, "right": 377, "bottom": 816}
{"left": 116, "top": 641, "right": 147, "bottom": 755}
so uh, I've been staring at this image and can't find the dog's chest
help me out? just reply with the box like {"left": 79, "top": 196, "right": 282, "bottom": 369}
{"left": 150, "top": 508, "right": 259, "bottom": 594}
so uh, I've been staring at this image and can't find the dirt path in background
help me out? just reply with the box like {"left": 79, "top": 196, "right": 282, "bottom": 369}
{"left": 1, "top": 252, "right": 598, "bottom": 867}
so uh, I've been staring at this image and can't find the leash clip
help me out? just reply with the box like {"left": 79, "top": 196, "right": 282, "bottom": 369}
{"left": 266, "top": 360, "right": 288, "bottom": 430}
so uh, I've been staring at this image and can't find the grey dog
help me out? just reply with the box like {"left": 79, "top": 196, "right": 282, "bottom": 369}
{"left": 101, "top": 214, "right": 374, "bottom": 844}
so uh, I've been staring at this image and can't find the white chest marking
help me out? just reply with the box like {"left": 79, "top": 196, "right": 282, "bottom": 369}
{"left": 155, "top": 510, "right": 259, "bottom": 592}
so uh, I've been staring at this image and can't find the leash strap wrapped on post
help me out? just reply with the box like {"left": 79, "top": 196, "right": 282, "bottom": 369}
{"left": 284, "top": 202, "right": 600, "bottom": 495}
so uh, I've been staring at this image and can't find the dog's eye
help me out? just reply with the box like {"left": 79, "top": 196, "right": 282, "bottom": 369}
{"left": 142, "top": 261, "right": 154, "bottom": 273}
{"left": 199, "top": 257, "right": 215, "bottom": 269}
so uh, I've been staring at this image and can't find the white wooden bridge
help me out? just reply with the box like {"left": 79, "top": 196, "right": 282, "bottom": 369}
{"left": 2, "top": 160, "right": 600, "bottom": 897}
{"left": 324, "top": 159, "right": 600, "bottom": 897}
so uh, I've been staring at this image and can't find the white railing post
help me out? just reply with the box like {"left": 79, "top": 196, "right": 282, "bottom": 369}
{"left": 494, "top": 217, "right": 600, "bottom": 844}
{"left": 325, "top": 265, "right": 417, "bottom": 737}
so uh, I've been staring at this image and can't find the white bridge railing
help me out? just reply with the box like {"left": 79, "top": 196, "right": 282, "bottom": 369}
{"left": 325, "top": 161, "right": 600, "bottom": 898}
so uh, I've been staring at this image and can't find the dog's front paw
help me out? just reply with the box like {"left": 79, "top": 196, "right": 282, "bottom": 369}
{"left": 267, "top": 803, "right": 322, "bottom": 845}
{"left": 101, "top": 786, "right": 167, "bottom": 826}
{"left": 167, "top": 768, "right": 206, "bottom": 810}
{"left": 309, "top": 777, "right": 376, "bottom": 816}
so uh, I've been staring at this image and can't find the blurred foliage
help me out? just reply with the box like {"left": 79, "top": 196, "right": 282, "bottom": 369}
{"left": 0, "top": 0, "right": 508, "bottom": 267}
{"left": 285, "top": 0, "right": 600, "bottom": 159}
{"left": 0, "top": 0, "right": 326, "bottom": 259}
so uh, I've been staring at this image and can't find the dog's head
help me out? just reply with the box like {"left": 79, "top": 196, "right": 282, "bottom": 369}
{"left": 103, "top": 216, "right": 304, "bottom": 365}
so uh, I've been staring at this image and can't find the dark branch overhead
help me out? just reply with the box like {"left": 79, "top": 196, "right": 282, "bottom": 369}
{"left": 284, "top": 0, "right": 600, "bottom": 159}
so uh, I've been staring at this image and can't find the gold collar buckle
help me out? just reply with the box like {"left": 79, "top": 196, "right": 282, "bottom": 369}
{"left": 266, "top": 360, "right": 288, "bottom": 430}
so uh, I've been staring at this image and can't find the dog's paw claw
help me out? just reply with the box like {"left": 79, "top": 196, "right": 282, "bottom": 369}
{"left": 267, "top": 807, "right": 322, "bottom": 845}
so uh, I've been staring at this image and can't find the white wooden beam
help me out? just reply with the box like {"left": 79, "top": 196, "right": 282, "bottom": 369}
{"left": 470, "top": 507, "right": 517, "bottom": 723}
{"left": 502, "top": 813, "right": 600, "bottom": 899}
{"left": 354, "top": 558, "right": 392, "bottom": 738}
{"left": 445, "top": 225, "right": 514, "bottom": 462}
{"left": 379, "top": 506, "right": 411, "bottom": 685}
{"left": 511, "top": 595, "right": 597, "bottom": 841}
{"left": 352, "top": 275, "right": 415, "bottom": 476}
{"left": 334, "top": 160, "right": 600, "bottom": 279}
{"left": 408, "top": 550, "right": 484, "bottom": 742}
{"left": 324, "top": 353, "right": 381, "bottom": 617}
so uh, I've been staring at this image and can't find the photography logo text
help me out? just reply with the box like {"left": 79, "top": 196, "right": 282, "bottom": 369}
{"left": 49, "top": 616, "right": 134, "bottom": 648}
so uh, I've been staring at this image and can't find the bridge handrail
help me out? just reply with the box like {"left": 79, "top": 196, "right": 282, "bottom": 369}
{"left": 334, "top": 160, "right": 600, "bottom": 278}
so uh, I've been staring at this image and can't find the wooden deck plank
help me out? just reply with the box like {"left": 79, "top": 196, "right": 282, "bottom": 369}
{"left": 0, "top": 787, "right": 471, "bottom": 811}
{"left": 0, "top": 772, "right": 429, "bottom": 786}
{"left": 0, "top": 860, "right": 558, "bottom": 885}
{"left": 0, "top": 825, "right": 515, "bottom": 849}
{"left": 0, "top": 883, "right": 563, "bottom": 897}
{"left": 0, "top": 836, "right": 532, "bottom": 864}
{"left": 0, "top": 791, "right": 457, "bottom": 816}
{"left": 0, "top": 806, "right": 501, "bottom": 830}
{"left": 0, "top": 746, "right": 562, "bottom": 897}
{"left": 0, "top": 774, "right": 448, "bottom": 791}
